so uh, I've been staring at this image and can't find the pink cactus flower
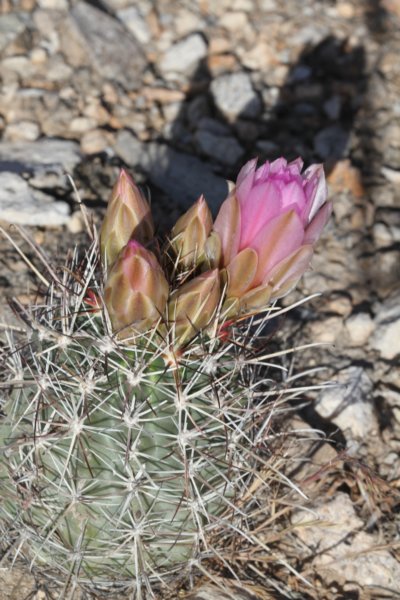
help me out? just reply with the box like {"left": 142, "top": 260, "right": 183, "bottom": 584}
{"left": 212, "top": 157, "right": 332, "bottom": 312}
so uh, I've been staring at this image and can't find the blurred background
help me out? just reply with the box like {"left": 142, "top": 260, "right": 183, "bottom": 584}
{"left": 0, "top": 0, "right": 400, "bottom": 597}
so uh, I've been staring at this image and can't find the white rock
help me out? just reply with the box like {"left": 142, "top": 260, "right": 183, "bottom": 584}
{"left": 315, "top": 366, "right": 376, "bottom": 440}
{"left": 4, "top": 121, "right": 40, "bottom": 142}
{"left": 159, "top": 34, "right": 207, "bottom": 75}
{"left": 370, "top": 297, "right": 400, "bottom": 360}
{"left": 292, "top": 493, "right": 400, "bottom": 591}
{"left": 0, "top": 173, "right": 69, "bottom": 226}
{"left": 37, "top": 0, "right": 68, "bottom": 9}
{"left": 211, "top": 72, "right": 261, "bottom": 120}
{"left": 370, "top": 319, "right": 400, "bottom": 359}
{"left": 117, "top": 7, "right": 151, "bottom": 44}
{"left": 381, "top": 166, "right": 400, "bottom": 184}
{"left": 345, "top": 312, "right": 375, "bottom": 346}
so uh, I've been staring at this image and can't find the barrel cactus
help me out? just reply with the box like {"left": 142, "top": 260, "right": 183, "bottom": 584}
{"left": 0, "top": 159, "right": 331, "bottom": 597}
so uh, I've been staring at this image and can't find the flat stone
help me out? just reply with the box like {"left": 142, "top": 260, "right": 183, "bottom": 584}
{"left": 0, "top": 172, "right": 69, "bottom": 226}
{"left": 71, "top": 2, "right": 146, "bottom": 91}
{"left": 211, "top": 72, "right": 262, "bottom": 120}
{"left": 0, "top": 139, "right": 81, "bottom": 175}
{"left": 159, "top": 33, "right": 207, "bottom": 75}
{"left": 195, "top": 130, "right": 244, "bottom": 166}
{"left": 139, "top": 143, "right": 228, "bottom": 213}
{"left": 315, "top": 366, "right": 376, "bottom": 441}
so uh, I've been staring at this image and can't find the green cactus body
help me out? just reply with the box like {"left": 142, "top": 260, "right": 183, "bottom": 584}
{"left": 0, "top": 300, "right": 252, "bottom": 592}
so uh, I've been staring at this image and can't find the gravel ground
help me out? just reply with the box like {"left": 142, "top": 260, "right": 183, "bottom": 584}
{"left": 0, "top": 0, "right": 399, "bottom": 598}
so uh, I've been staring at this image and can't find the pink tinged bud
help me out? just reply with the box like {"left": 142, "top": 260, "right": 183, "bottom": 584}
{"left": 104, "top": 240, "right": 168, "bottom": 336}
{"left": 212, "top": 193, "right": 241, "bottom": 267}
{"left": 168, "top": 269, "right": 220, "bottom": 346}
{"left": 204, "top": 231, "right": 222, "bottom": 269}
{"left": 171, "top": 195, "right": 213, "bottom": 268}
{"left": 100, "top": 169, "right": 154, "bottom": 270}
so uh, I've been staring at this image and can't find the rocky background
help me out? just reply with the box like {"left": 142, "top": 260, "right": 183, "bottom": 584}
{"left": 0, "top": 0, "right": 400, "bottom": 598}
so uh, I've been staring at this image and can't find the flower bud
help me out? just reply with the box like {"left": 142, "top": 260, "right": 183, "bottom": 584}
{"left": 171, "top": 195, "right": 213, "bottom": 269}
{"left": 100, "top": 169, "right": 154, "bottom": 270}
{"left": 168, "top": 269, "right": 220, "bottom": 346}
{"left": 104, "top": 240, "right": 168, "bottom": 337}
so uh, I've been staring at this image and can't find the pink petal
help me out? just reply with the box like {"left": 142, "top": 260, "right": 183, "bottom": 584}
{"left": 251, "top": 210, "right": 305, "bottom": 285}
{"left": 302, "top": 164, "right": 327, "bottom": 223}
{"left": 236, "top": 158, "right": 258, "bottom": 205}
{"left": 213, "top": 193, "right": 241, "bottom": 266}
{"left": 280, "top": 179, "right": 307, "bottom": 215}
{"left": 254, "top": 160, "right": 270, "bottom": 183}
{"left": 287, "top": 157, "right": 304, "bottom": 176}
{"left": 269, "top": 157, "right": 287, "bottom": 174}
{"left": 239, "top": 180, "right": 282, "bottom": 249}
{"left": 304, "top": 201, "right": 332, "bottom": 244}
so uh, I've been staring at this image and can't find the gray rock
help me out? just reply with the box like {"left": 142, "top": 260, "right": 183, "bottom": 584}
{"left": 0, "top": 172, "right": 70, "bottom": 226}
{"left": 0, "top": 140, "right": 81, "bottom": 190}
{"left": 139, "top": 143, "right": 228, "bottom": 213}
{"left": 0, "top": 13, "right": 28, "bottom": 53}
{"left": 116, "top": 6, "right": 151, "bottom": 44}
{"left": 0, "top": 139, "right": 81, "bottom": 174}
{"left": 195, "top": 130, "right": 244, "bottom": 166}
{"left": 71, "top": 2, "right": 146, "bottom": 91}
{"left": 211, "top": 72, "right": 262, "bottom": 120}
{"left": 159, "top": 33, "right": 207, "bottom": 75}
{"left": 315, "top": 366, "right": 376, "bottom": 441}
{"left": 314, "top": 125, "right": 349, "bottom": 160}
{"left": 114, "top": 130, "right": 144, "bottom": 166}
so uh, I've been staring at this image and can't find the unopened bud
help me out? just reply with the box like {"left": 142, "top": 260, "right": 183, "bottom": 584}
{"left": 168, "top": 269, "right": 220, "bottom": 347}
{"left": 100, "top": 169, "right": 154, "bottom": 270}
{"left": 171, "top": 195, "right": 213, "bottom": 269}
{"left": 104, "top": 240, "right": 168, "bottom": 337}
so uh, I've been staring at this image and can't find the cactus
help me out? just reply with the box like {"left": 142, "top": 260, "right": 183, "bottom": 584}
{"left": 0, "top": 158, "right": 331, "bottom": 598}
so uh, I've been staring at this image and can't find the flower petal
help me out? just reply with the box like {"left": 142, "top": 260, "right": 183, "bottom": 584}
{"left": 236, "top": 158, "right": 258, "bottom": 202}
{"left": 304, "top": 201, "right": 332, "bottom": 244}
{"left": 251, "top": 210, "right": 305, "bottom": 285}
{"left": 213, "top": 193, "right": 241, "bottom": 266}
{"left": 302, "top": 164, "right": 327, "bottom": 223}
{"left": 239, "top": 180, "right": 282, "bottom": 249}
{"left": 280, "top": 179, "right": 307, "bottom": 215}
{"left": 240, "top": 283, "right": 273, "bottom": 313}
{"left": 226, "top": 247, "right": 258, "bottom": 298}
{"left": 266, "top": 244, "right": 313, "bottom": 292}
